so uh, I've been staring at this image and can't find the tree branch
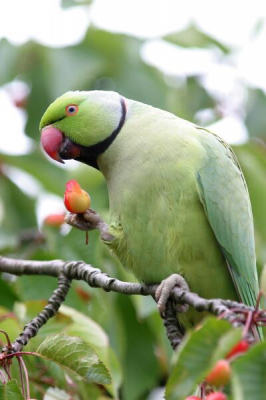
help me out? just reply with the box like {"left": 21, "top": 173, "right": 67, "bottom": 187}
{"left": 0, "top": 256, "right": 264, "bottom": 351}
{"left": 164, "top": 300, "right": 184, "bottom": 350}
{"left": 4, "top": 274, "right": 71, "bottom": 353}
{"left": 0, "top": 256, "right": 255, "bottom": 312}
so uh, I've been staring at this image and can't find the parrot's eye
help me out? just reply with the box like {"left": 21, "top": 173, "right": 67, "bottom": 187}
{"left": 66, "top": 104, "right": 79, "bottom": 116}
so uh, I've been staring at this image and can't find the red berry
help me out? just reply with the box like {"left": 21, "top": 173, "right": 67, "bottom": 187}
{"left": 75, "top": 286, "right": 91, "bottom": 302}
{"left": 44, "top": 213, "right": 65, "bottom": 227}
{"left": 206, "top": 392, "right": 227, "bottom": 400}
{"left": 205, "top": 360, "right": 231, "bottom": 387}
{"left": 226, "top": 340, "right": 249, "bottom": 359}
{"left": 185, "top": 397, "right": 202, "bottom": 400}
{"left": 64, "top": 180, "right": 91, "bottom": 214}
{"left": 14, "top": 98, "right": 27, "bottom": 109}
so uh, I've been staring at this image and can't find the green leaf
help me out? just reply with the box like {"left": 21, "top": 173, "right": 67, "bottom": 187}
{"left": 0, "top": 278, "right": 19, "bottom": 310}
{"left": 0, "top": 175, "right": 37, "bottom": 233}
{"left": 233, "top": 143, "right": 266, "bottom": 271}
{"left": 15, "top": 276, "right": 57, "bottom": 302}
{"left": 232, "top": 341, "right": 266, "bottom": 400}
{"left": 260, "top": 265, "right": 266, "bottom": 294}
{"left": 164, "top": 23, "right": 230, "bottom": 53}
{"left": 60, "top": 305, "right": 109, "bottom": 352}
{"left": 104, "top": 347, "right": 123, "bottom": 398}
{"left": 0, "top": 39, "right": 19, "bottom": 85}
{"left": 118, "top": 295, "right": 160, "bottom": 400}
{"left": 0, "top": 306, "right": 22, "bottom": 343}
{"left": 60, "top": 306, "right": 122, "bottom": 397}
{"left": 212, "top": 327, "right": 242, "bottom": 360}
{"left": 165, "top": 318, "right": 240, "bottom": 400}
{"left": 0, "top": 380, "right": 24, "bottom": 400}
{"left": 245, "top": 88, "right": 266, "bottom": 140}
{"left": 2, "top": 151, "right": 68, "bottom": 197}
{"left": 36, "top": 334, "right": 111, "bottom": 385}
{"left": 43, "top": 387, "right": 71, "bottom": 399}
{"left": 61, "top": 0, "right": 92, "bottom": 7}
{"left": 59, "top": 228, "right": 103, "bottom": 266}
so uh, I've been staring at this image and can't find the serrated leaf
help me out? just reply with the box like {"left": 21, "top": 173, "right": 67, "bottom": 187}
{"left": 36, "top": 334, "right": 111, "bottom": 385}
{"left": 60, "top": 305, "right": 109, "bottom": 351}
{"left": 44, "top": 386, "right": 71, "bottom": 399}
{"left": 0, "top": 380, "right": 24, "bottom": 400}
{"left": 232, "top": 341, "right": 266, "bottom": 400}
{"left": 60, "top": 306, "right": 122, "bottom": 398}
{"left": 165, "top": 318, "right": 238, "bottom": 400}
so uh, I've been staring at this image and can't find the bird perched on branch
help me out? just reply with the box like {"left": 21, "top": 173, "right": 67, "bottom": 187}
{"left": 40, "top": 91, "right": 259, "bottom": 328}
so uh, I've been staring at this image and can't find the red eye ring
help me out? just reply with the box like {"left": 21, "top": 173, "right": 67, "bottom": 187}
{"left": 65, "top": 104, "right": 79, "bottom": 116}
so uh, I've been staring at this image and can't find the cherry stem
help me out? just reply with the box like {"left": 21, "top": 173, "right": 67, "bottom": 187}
{"left": 1, "top": 351, "right": 39, "bottom": 360}
{"left": 255, "top": 291, "right": 263, "bottom": 313}
{"left": 0, "top": 313, "right": 16, "bottom": 322}
{"left": 0, "top": 330, "right": 12, "bottom": 349}
{"left": 3, "top": 361, "right": 11, "bottom": 381}
{"left": 17, "top": 356, "right": 26, "bottom": 398}
{"left": 242, "top": 311, "right": 253, "bottom": 338}
{"left": 200, "top": 382, "right": 206, "bottom": 399}
{"left": 257, "top": 318, "right": 266, "bottom": 323}
{"left": 251, "top": 324, "right": 260, "bottom": 342}
{"left": 0, "top": 369, "right": 6, "bottom": 384}
{"left": 17, "top": 356, "right": 30, "bottom": 399}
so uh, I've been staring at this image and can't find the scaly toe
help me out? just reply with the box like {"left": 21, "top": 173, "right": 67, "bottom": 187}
{"left": 155, "top": 274, "right": 190, "bottom": 318}
{"left": 65, "top": 213, "right": 94, "bottom": 231}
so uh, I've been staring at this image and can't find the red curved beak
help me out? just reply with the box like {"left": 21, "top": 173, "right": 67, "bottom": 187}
{"left": 41, "top": 126, "right": 65, "bottom": 164}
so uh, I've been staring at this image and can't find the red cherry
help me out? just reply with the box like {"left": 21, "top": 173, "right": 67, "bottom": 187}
{"left": 206, "top": 392, "right": 227, "bottom": 400}
{"left": 205, "top": 360, "right": 231, "bottom": 387}
{"left": 44, "top": 213, "right": 65, "bottom": 227}
{"left": 75, "top": 286, "right": 91, "bottom": 302}
{"left": 185, "top": 397, "right": 202, "bottom": 400}
{"left": 226, "top": 340, "right": 249, "bottom": 359}
{"left": 14, "top": 98, "right": 28, "bottom": 108}
{"left": 64, "top": 180, "right": 91, "bottom": 214}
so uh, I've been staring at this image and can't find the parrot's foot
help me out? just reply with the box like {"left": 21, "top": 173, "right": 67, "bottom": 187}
{"left": 155, "top": 274, "right": 190, "bottom": 318}
{"left": 65, "top": 209, "right": 114, "bottom": 242}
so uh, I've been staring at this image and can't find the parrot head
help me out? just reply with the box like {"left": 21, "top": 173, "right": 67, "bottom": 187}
{"left": 40, "top": 90, "right": 126, "bottom": 169}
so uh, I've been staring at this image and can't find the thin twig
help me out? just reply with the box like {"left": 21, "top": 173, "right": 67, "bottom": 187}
{"left": 7, "top": 274, "right": 71, "bottom": 353}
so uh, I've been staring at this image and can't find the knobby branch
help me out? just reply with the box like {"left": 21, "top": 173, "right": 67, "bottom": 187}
{"left": 0, "top": 256, "right": 264, "bottom": 352}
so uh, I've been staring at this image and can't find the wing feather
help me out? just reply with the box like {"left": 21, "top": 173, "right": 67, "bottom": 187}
{"left": 195, "top": 127, "right": 259, "bottom": 308}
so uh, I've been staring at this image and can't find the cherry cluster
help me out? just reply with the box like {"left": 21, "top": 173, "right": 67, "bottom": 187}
{"left": 186, "top": 339, "right": 249, "bottom": 399}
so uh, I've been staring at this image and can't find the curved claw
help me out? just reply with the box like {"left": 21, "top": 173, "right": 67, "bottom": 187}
{"left": 65, "top": 212, "right": 97, "bottom": 231}
{"left": 155, "top": 274, "right": 190, "bottom": 318}
{"left": 65, "top": 209, "right": 115, "bottom": 244}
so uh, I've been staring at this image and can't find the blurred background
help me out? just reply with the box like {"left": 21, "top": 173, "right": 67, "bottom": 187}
{"left": 1, "top": 0, "right": 266, "bottom": 399}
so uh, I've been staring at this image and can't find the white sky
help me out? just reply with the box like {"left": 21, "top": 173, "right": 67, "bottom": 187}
{"left": 91, "top": 0, "right": 265, "bottom": 45}
{"left": 0, "top": 0, "right": 89, "bottom": 47}
{"left": 1, "top": 0, "right": 265, "bottom": 218}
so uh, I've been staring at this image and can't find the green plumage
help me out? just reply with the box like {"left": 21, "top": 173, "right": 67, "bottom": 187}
{"left": 40, "top": 91, "right": 259, "bottom": 327}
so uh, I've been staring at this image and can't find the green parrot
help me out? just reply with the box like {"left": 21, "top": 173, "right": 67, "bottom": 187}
{"left": 40, "top": 90, "right": 259, "bottom": 328}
